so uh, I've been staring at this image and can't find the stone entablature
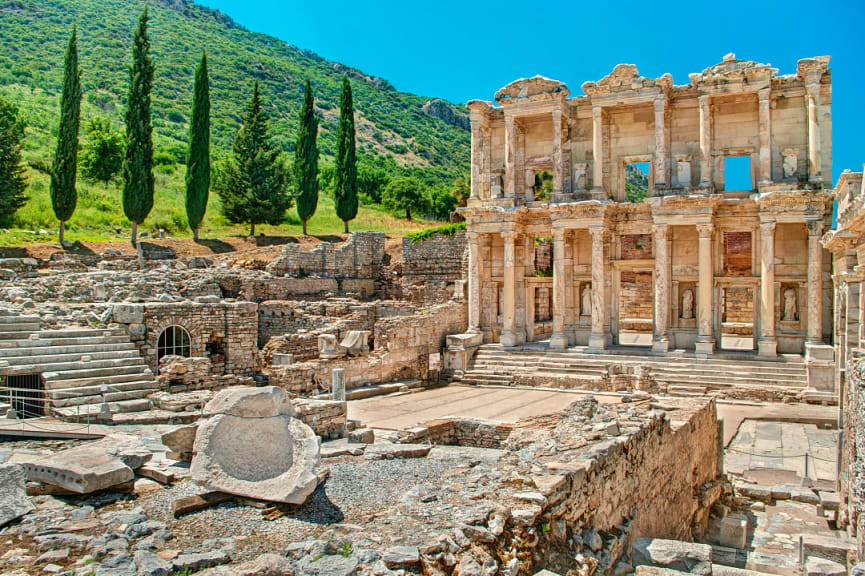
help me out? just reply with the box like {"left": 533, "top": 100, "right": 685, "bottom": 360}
{"left": 466, "top": 54, "right": 832, "bottom": 206}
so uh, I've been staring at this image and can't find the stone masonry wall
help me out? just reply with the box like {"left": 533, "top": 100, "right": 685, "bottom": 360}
{"left": 843, "top": 355, "right": 865, "bottom": 559}
{"left": 293, "top": 398, "right": 347, "bottom": 440}
{"left": 267, "top": 232, "right": 386, "bottom": 278}
{"left": 401, "top": 231, "right": 467, "bottom": 284}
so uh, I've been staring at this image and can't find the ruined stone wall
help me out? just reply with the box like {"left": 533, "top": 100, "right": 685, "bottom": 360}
{"left": 400, "top": 418, "right": 514, "bottom": 448}
{"left": 257, "top": 299, "right": 376, "bottom": 348}
{"left": 293, "top": 398, "right": 347, "bottom": 440}
{"left": 843, "top": 355, "right": 865, "bottom": 560}
{"left": 267, "top": 232, "right": 386, "bottom": 278}
{"left": 401, "top": 231, "right": 467, "bottom": 284}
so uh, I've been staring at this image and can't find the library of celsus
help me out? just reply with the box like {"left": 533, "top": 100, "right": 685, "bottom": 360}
{"left": 461, "top": 54, "right": 834, "bottom": 389}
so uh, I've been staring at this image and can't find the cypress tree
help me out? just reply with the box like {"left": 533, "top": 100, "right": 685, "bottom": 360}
{"left": 0, "top": 97, "right": 27, "bottom": 223}
{"left": 215, "top": 82, "right": 292, "bottom": 236}
{"left": 294, "top": 80, "right": 318, "bottom": 236}
{"left": 185, "top": 52, "right": 210, "bottom": 241}
{"left": 50, "top": 27, "right": 82, "bottom": 245}
{"left": 334, "top": 76, "right": 357, "bottom": 234}
{"left": 122, "top": 9, "right": 155, "bottom": 246}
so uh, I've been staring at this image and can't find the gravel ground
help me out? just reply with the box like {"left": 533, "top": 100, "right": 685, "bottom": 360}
{"left": 137, "top": 446, "right": 503, "bottom": 562}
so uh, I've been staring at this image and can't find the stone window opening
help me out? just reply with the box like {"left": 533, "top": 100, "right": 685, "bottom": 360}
{"left": 532, "top": 170, "right": 553, "bottom": 202}
{"left": 722, "top": 153, "right": 753, "bottom": 192}
{"left": 623, "top": 160, "right": 651, "bottom": 203}
{"left": 206, "top": 336, "right": 226, "bottom": 368}
{"left": 157, "top": 325, "right": 192, "bottom": 366}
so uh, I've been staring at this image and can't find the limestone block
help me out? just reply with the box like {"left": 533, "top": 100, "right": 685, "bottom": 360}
{"left": 113, "top": 303, "right": 145, "bottom": 324}
{"left": 348, "top": 428, "right": 374, "bottom": 444}
{"left": 318, "top": 334, "right": 345, "bottom": 359}
{"left": 160, "top": 424, "right": 198, "bottom": 457}
{"left": 635, "top": 568, "right": 693, "bottom": 576}
{"left": 801, "top": 533, "right": 856, "bottom": 566}
{"left": 805, "top": 557, "right": 846, "bottom": 576}
{"left": 0, "top": 464, "right": 34, "bottom": 526}
{"left": 340, "top": 330, "right": 371, "bottom": 354}
{"left": 719, "top": 516, "right": 748, "bottom": 549}
{"left": 272, "top": 353, "right": 295, "bottom": 367}
{"left": 191, "top": 386, "right": 321, "bottom": 504}
{"left": 631, "top": 538, "right": 712, "bottom": 576}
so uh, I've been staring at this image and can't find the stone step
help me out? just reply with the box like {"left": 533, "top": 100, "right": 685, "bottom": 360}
{"left": 0, "top": 356, "right": 147, "bottom": 376}
{"left": 0, "top": 315, "right": 41, "bottom": 324}
{"left": 50, "top": 386, "right": 158, "bottom": 407}
{"left": 0, "top": 335, "right": 132, "bottom": 349}
{"left": 474, "top": 354, "right": 808, "bottom": 373}
{"left": 0, "top": 349, "right": 141, "bottom": 366}
{"left": 53, "top": 399, "right": 165, "bottom": 422}
{"left": 43, "top": 370, "right": 155, "bottom": 391}
{"left": 473, "top": 351, "right": 808, "bottom": 371}
{"left": 0, "top": 342, "right": 139, "bottom": 357}
{"left": 474, "top": 346, "right": 807, "bottom": 364}
{"left": 44, "top": 363, "right": 152, "bottom": 382}
{"left": 47, "top": 379, "right": 161, "bottom": 400}
{"left": 0, "top": 322, "right": 41, "bottom": 334}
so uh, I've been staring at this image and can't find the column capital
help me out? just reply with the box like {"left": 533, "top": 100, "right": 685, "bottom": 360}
{"left": 466, "top": 230, "right": 480, "bottom": 243}
{"left": 760, "top": 221, "right": 776, "bottom": 236}
{"left": 592, "top": 105, "right": 603, "bottom": 118}
{"left": 501, "top": 230, "right": 518, "bottom": 244}
{"left": 551, "top": 228, "right": 566, "bottom": 243}
{"left": 758, "top": 87, "right": 771, "bottom": 102}
{"left": 653, "top": 223, "right": 669, "bottom": 239}
{"left": 654, "top": 96, "right": 667, "bottom": 112}
{"left": 699, "top": 94, "right": 711, "bottom": 107}
{"left": 696, "top": 223, "right": 714, "bottom": 238}
{"left": 589, "top": 226, "right": 607, "bottom": 242}
{"left": 806, "top": 220, "right": 824, "bottom": 237}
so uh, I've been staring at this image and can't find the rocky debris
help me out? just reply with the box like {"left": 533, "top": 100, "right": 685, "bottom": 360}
{"left": 197, "top": 553, "right": 295, "bottom": 576}
{"left": 805, "top": 557, "right": 846, "bottom": 576}
{"left": 422, "top": 99, "right": 470, "bottom": 130}
{"left": 631, "top": 538, "right": 713, "bottom": 576}
{"left": 19, "top": 433, "right": 151, "bottom": 494}
{"left": 0, "top": 463, "right": 34, "bottom": 526}
{"left": 191, "top": 386, "right": 321, "bottom": 504}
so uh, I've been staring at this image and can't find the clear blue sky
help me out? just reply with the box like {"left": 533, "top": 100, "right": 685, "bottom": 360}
{"left": 201, "top": 0, "right": 863, "bottom": 183}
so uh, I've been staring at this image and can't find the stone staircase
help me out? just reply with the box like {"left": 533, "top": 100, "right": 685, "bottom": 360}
{"left": 457, "top": 343, "right": 808, "bottom": 394}
{"left": 0, "top": 313, "right": 161, "bottom": 421}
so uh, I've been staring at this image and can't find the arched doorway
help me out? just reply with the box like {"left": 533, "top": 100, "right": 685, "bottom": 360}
{"left": 157, "top": 325, "right": 191, "bottom": 366}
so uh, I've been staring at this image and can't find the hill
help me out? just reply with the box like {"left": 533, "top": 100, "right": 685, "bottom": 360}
{"left": 0, "top": 0, "right": 469, "bottom": 239}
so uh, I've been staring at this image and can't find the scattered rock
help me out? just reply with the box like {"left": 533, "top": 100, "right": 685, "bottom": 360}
{"left": 0, "top": 463, "right": 34, "bottom": 526}
{"left": 631, "top": 538, "right": 713, "bottom": 576}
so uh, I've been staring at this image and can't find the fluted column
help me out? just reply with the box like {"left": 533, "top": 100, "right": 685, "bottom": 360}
{"left": 552, "top": 108, "right": 563, "bottom": 196}
{"left": 653, "top": 224, "right": 671, "bottom": 352}
{"left": 758, "top": 88, "right": 772, "bottom": 183}
{"left": 592, "top": 105, "right": 604, "bottom": 196}
{"left": 470, "top": 123, "right": 481, "bottom": 199}
{"left": 504, "top": 115, "right": 516, "bottom": 198}
{"left": 550, "top": 229, "right": 567, "bottom": 349}
{"left": 806, "top": 82, "right": 822, "bottom": 182}
{"left": 807, "top": 221, "right": 824, "bottom": 342}
{"left": 500, "top": 231, "right": 518, "bottom": 346}
{"left": 759, "top": 221, "right": 777, "bottom": 357}
{"left": 588, "top": 227, "right": 607, "bottom": 350}
{"left": 699, "top": 95, "right": 713, "bottom": 188}
{"left": 654, "top": 97, "right": 667, "bottom": 189}
{"left": 467, "top": 232, "right": 481, "bottom": 333}
{"left": 696, "top": 223, "right": 715, "bottom": 355}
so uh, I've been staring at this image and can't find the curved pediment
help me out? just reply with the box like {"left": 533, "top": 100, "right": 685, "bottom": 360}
{"left": 581, "top": 63, "right": 672, "bottom": 97}
{"left": 688, "top": 53, "right": 778, "bottom": 86}
{"left": 494, "top": 76, "right": 569, "bottom": 105}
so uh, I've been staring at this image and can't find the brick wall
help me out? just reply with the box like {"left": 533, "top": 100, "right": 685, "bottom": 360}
{"left": 267, "top": 232, "right": 386, "bottom": 278}
{"left": 401, "top": 231, "right": 467, "bottom": 284}
{"left": 621, "top": 234, "right": 653, "bottom": 260}
{"left": 724, "top": 231, "right": 752, "bottom": 276}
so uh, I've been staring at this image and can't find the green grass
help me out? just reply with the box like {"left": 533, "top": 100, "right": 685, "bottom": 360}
{"left": 406, "top": 221, "right": 465, "bottom": 242}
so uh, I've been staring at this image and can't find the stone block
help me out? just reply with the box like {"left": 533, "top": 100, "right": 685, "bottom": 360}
{"left": 191, "top": 386, "right": 321, "bottom": 505}
{"left": 160, "top": 424, "right": 198, "bottom": 458}
{"left": 719, "top": 516, "right": 748, "bottom": 549}
{"left": 631, "top": 538, "right": 712, "bottom": 576}
{"left": 801, "top": 533, "right": 856, "bottom": 566}
{"left": 272, "top": 353, "right": 295, "bottom": 367}
{"left": 113, "top": 303, "right": 145, "bottom": 324}
{"left": 805, "top": 557, "right": 846, "bottom": 576}
{"left": 635, "top": 568, "right": 693, "bottom": 576}
{"left": 0, "top": 464, "right": 34, "bottom": 526}
{"left": 348, "top": 428, "right": 374, "bottom": 444}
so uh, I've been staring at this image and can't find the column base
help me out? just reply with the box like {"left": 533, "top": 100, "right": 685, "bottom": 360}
{"left": 695, "top": 338, "right": 715, "bottom": 356}
{"left": 549, "top": 333, "right": 568, "bottom": 349}
{"left": 758, "top": 338, "right": 777, "bottom": 358}
{"left": 588, "top": 333, "right": 606, "bottom": 350}
{"left": 590, "top": 188, "right": 607, "bottom": 201}
{"left": 652, "top": 337, "right": 671, "bottom": 353}
{"left": 500, "top": 330, "right": 521, "bottom": 348}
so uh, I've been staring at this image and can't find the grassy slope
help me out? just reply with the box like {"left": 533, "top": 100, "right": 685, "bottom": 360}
{"left": 0, "top": 0, "right": 468, "bottom": 242}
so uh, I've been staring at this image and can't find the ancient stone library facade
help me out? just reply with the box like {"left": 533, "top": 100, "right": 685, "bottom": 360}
{"left": 461, "top": 55, "right": 834, "bottom": 373}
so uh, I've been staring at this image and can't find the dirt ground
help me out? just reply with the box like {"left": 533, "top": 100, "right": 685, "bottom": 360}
{"left": 0, "top": 234, "right": 407, "bottom": 266}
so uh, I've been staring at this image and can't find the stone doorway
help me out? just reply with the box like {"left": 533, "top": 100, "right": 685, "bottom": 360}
{"left": 616, "top": 269, "right": 653, "bottom": 347}
{"left": 719, "top": 285, "right": 757, "bottom": 351}
{"left": 3, "top": 373, "right": 45, "bottom": 418}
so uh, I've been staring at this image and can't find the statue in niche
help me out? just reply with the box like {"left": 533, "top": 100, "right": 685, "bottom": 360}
{"left": 783, "top": 288, "right": 798, "bottom": 321}
{"left": 681, "top": 289, "right": 694, "bottom": 319}
{"left": 581, "top": 286, "right": 592, "bottom": 317}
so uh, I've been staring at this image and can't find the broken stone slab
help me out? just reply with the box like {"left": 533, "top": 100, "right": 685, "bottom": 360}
{"left": 347, "top": 428, "right": 374, "bottom": 444}
{"left": 364, "top": 443, "right": 431, "bottom": 460}
{"left": 340, "top": 330, "right": 371, "bottom": 354}
{"left": 719, "top": 515, "right": 748, "bottom": 549}
{"left": 631, "top": 538, "right": 713, "bottom": 576}
{"left": 635, "top": 568, "right": 692, "bottom": 576}
{"left": 295, "top": 554, "right": 358, "bottom": 576}
{"left": 195, "top": 553, "right": 295, "bottom": 576}
{"left": 382, "top": 545, "right": 420, "bottom": 568}
{"left": 191, "top": 386, "right": 321, "bottom": 505}
{"left": 160, "top": 423, "right": 198, "bottom": 461}
{"left": 712, "top": 565, "right": 781, "bottom": 576}
{"left": 19, "top": 434, "right": 149, "bottom": 494}
{"left": 0, "top": 464, "right": 34, "bottom": 526}
{"left": 805, "top": 557, "right": 846, "bottom": 576}
{"left": 801, "top": 533, "right": 856, "bottom": 566}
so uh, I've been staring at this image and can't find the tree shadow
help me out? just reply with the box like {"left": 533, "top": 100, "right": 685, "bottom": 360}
{"left": 139, "top": 242, "right": 176, "bottom": 260}
{"left": 194, "top": 238, "right": 236, "bottom": 254}
{"left": 312, "top": 235, "right": 345, "bottom": 243}
{"left": 249, "top": 235, "right": 299, "bottom": 247}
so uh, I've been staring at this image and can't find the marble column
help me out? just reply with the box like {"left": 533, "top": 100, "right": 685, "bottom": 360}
{"left": 592, "top": 106, "right": 604, "bottom": 195}
{"left": 504, "top": 115, "right": 516, "bottom": 198}
{"left": 654, "top": 97, "right": 668, "bottom": 189}
{"left": 696, "top": 224, "right": 715, "bottom": 354}
{"left": 759, "top": 221, "right": 777, "bottom": 357}
{"left": 500, "top": 231, "right": 519, "bottom": 346}
{"left": 699, "top": 95, "right": 713, "bottom": 188}
{"left": 806, "top": 82, "right": 822, "bottom": 182}
{"left": 550, "top": 229, "right": 567, "bottom": 349}
{"left": 467, "top": 232, "right": 481, "bottom": 334}
{"left": 470, "top": 123, "right": 481, "bottom": 199}
{"left": 588, "top": 227, "right": 607, "bottom": 350}
{"left": 653, "top": 224, "right": 671, "bottom": 352}
{"left": 758, "top": 88, "right": 772, "bottom": 183}
{"left": 807, "top": 221, "right": 824, "bottom": 343}
{"left": 552, "top": 108, "right": 563, "bottom": 196}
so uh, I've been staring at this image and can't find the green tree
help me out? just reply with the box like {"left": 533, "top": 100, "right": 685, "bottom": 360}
{"left": 0, "top": 97, "right": 27, "bottom": 223}
{"left": 356, "top": 162, "right": 390, "bottom": 204}
{"left": 122, "top": 8, "right": 155, "bottom": 246}
{"left": 215, "top": 82, "right": 292, "bottom": 236}
{"left": 80, "top": 117, "right": 123, "bottom": 185}
{"left": 294, "top": 80, "right": 318, "bottom": 235}
{"left": 450, "top": 173, "right": 470, "bottom": 207}
{"left": 185, "top": 52, "right": 210, "bottom": 241}
{"left": 334, "top": 76, "right": 357, "bottom": 233}
{"left": 382, "top": 176, "right": 427, "bottom": 221}
{"left": 428, "top": 186, "right": 457, "bottom": 220}
{"left": 50, "top": 27, "right": 82, "bottom": 244}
